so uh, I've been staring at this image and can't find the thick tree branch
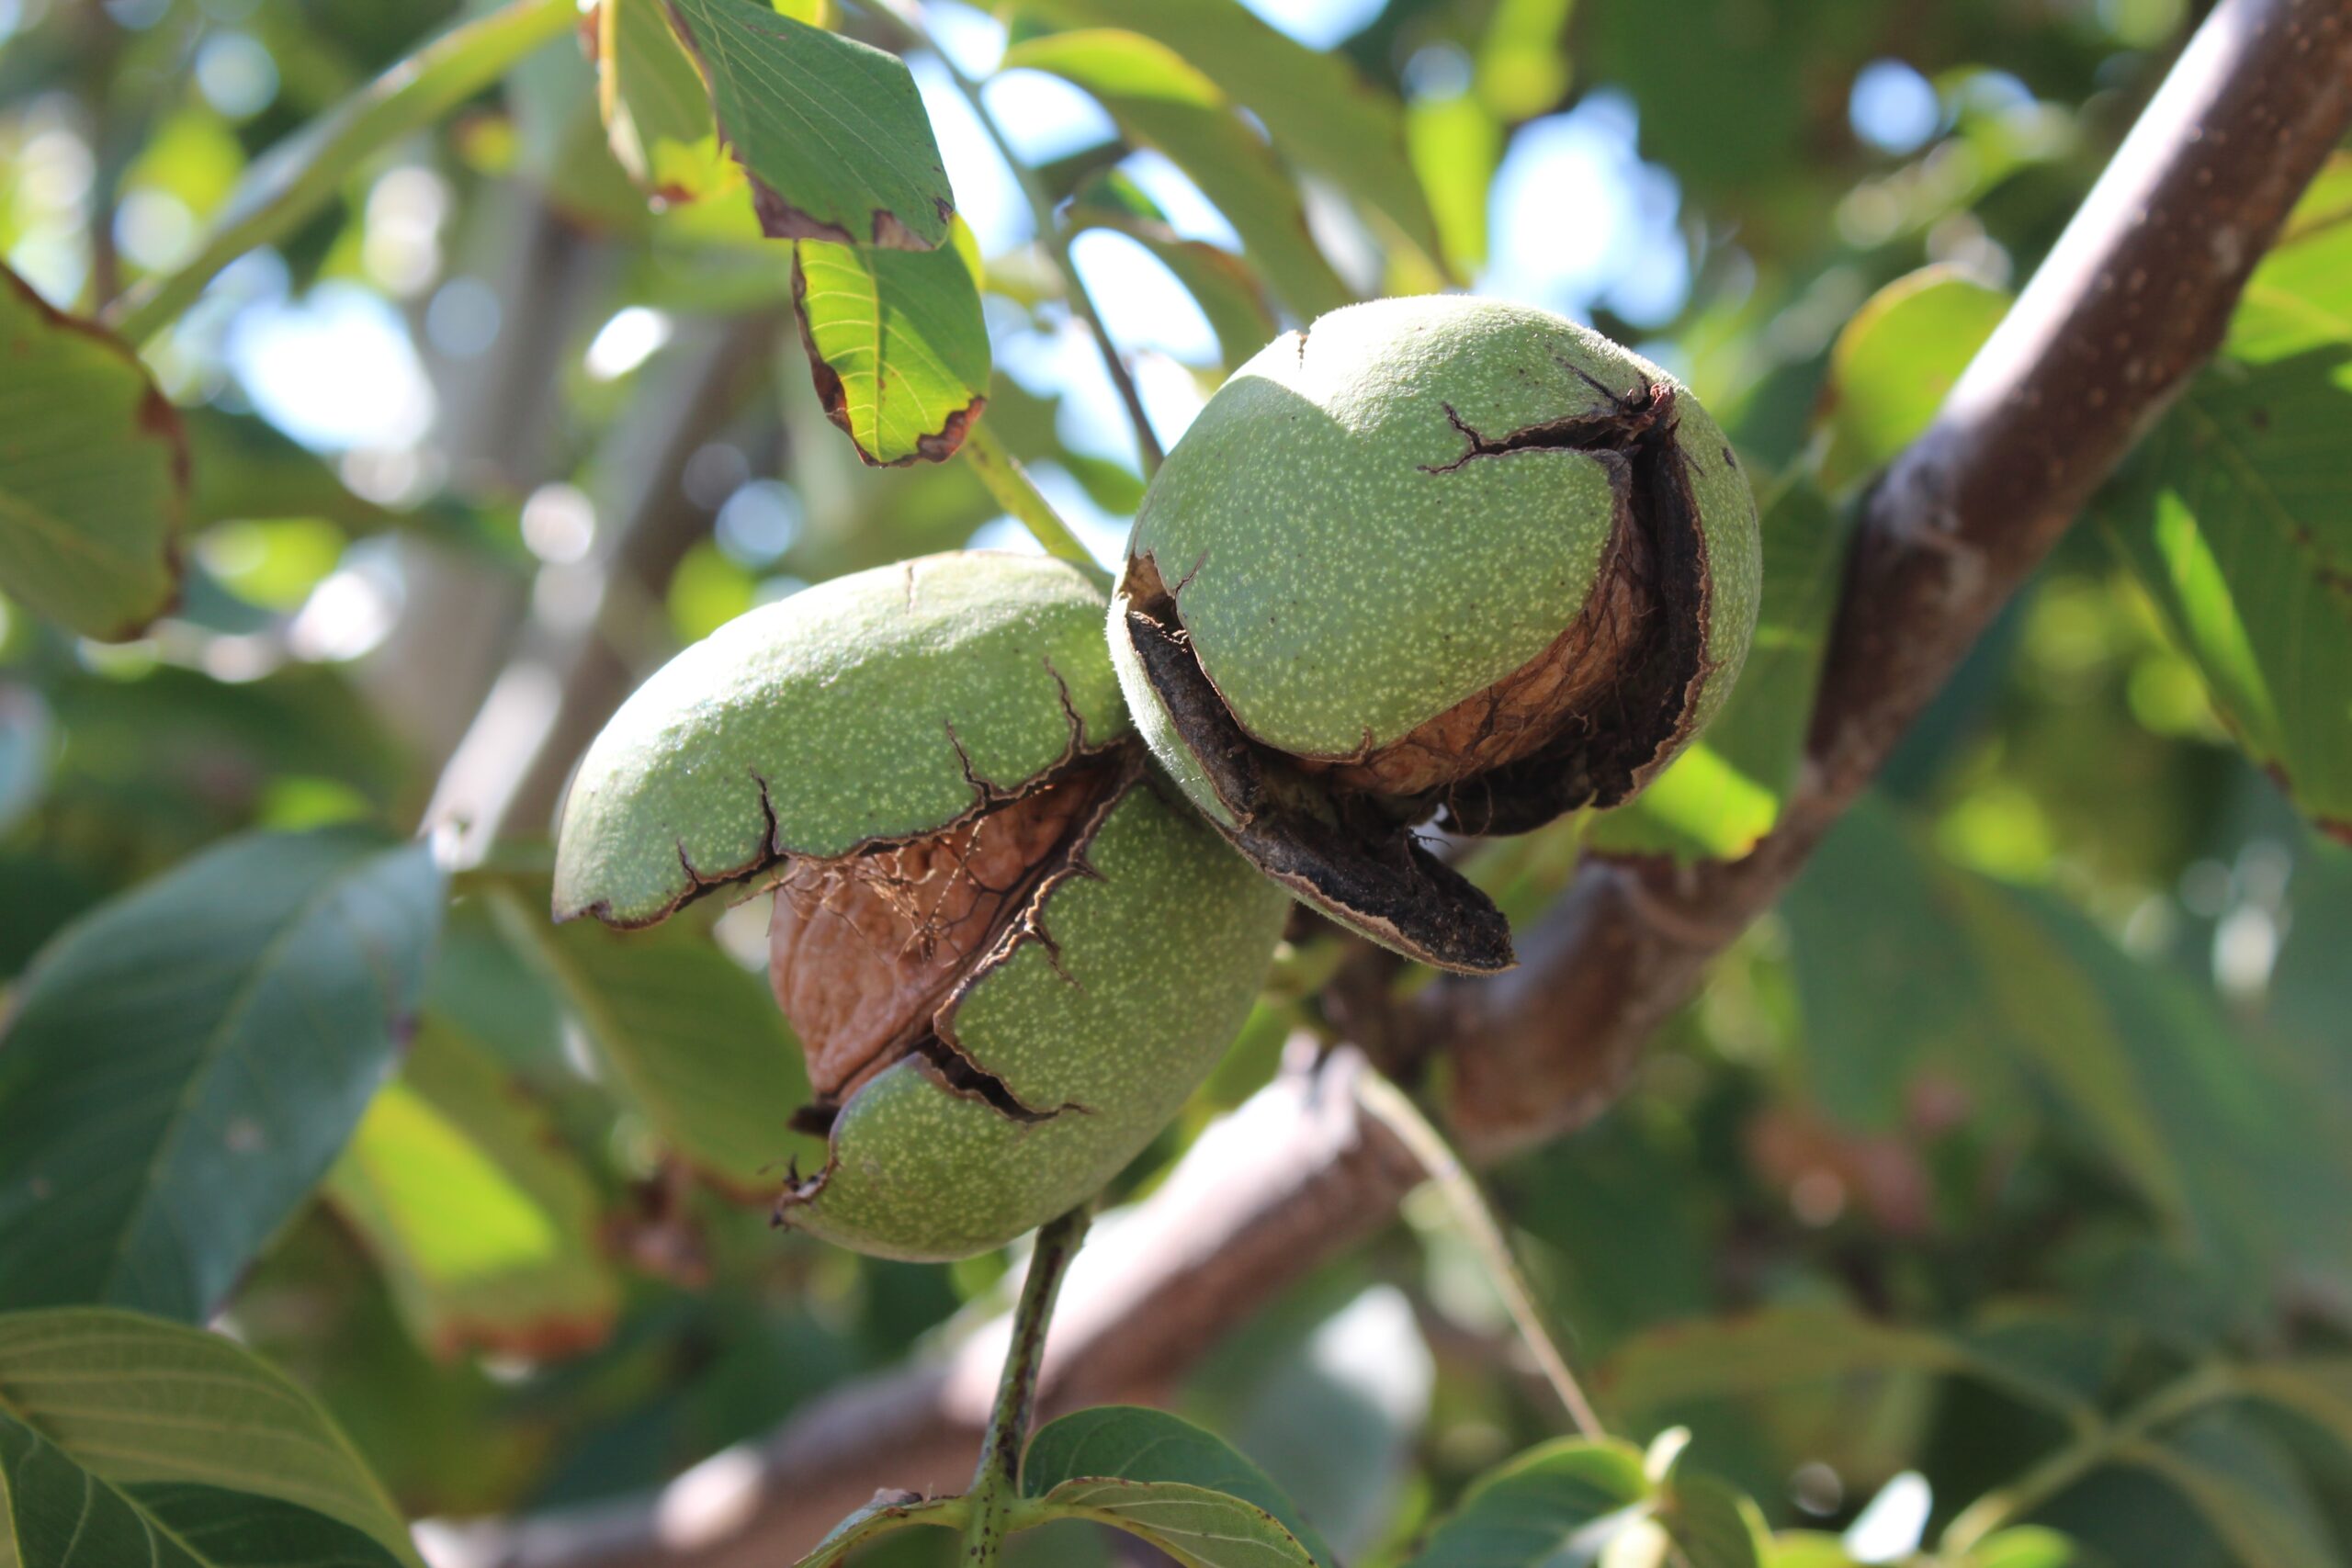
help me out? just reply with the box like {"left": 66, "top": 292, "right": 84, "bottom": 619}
{"left": 428, "top": 3, "right": 2352, "bottom": 1561}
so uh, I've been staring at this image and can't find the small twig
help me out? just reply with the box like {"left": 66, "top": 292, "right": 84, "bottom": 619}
{"left": 867, "top": 0, "right": 1164, "bottom": 474}
{"left": 961, "top": 423, "right": 1108, "bottom": 580}
{"left": 1355, "top": 1070, "right": 1604, "bottom": 1438}
{"left": 962, "top": 1205, "right": 1092, "bottom": 1567}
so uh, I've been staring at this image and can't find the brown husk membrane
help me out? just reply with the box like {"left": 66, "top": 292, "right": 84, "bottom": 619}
{"left": 768, "top": 757, "right": 1118, "bottom": 1103}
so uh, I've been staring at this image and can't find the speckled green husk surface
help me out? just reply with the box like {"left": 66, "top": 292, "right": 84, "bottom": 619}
{"left": 554, "top": 551, "right": 1127, "bottom": 926}
{"left": 794, "top": 780, "right": 1288, "bottom": 1259}
{"left": 552, "top": 551, "right": 1289, "bottom": 1261}
{"left": 1120, "top": 293, "right": 1760, "bottom": 771}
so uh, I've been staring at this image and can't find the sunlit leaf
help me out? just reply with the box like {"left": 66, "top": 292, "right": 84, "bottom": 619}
{"left": 1399, "top": 1438, "right": 1652, "bottom": 1568}
{"left": 1023, "top": 1477, "right": 1318, "bottom": 1568}
{"left": 792, "top": 231, "right": 991, "bottom": 465}
{"left": 1004, "top": 29, "right": 1351, "bottom": 321}
{"left": 0, "top": 830, "right": 446, "bottom": 1321}
{"left": 1763, "top": 1535, "right": 1860, "bottom": 1567}
{"left": 1408, "top": 93, "right": 1502, "bottom": 277}
{"left": 1475, "top": 0, "right": 1574, "bottom": 118}
{"left": 325, "top": 1020, "right": 617, "bottom": 1360}
{"left": 1962, "top": 1526, "right": 2091, "bottom": 1567}
{"left": 1817, "top": 265, "right": 2009, "bottom": 493}
{"left": 0, "top": 265, "right": 186, "bottom": 640}
{"left": 1023, "top": 1406, "right": 1333, "bottom": 1567}
{"left": 2102, "top": 174, "right": 2352, "bottom": 840}
{"left": 1007, "top": 0, "right": 1445, "bottom": 280}
{"left": 668, "top": 0, "right": 954, "bottom": 247}
{"left": 597, "top": 0, "right": 741, "bottom": 203}
{"left": 0, "top": 1309, "right": 419, "bottom": 1565}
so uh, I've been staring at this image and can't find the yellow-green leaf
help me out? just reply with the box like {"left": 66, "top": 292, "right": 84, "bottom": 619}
{"left": 2103, "top": 161, "right": 2352, "bottom": 841}
{"left": 1817, "top": 265, "right": 2009, "bottom": 494}
{"left": 0, "top": 265, "right": 186, "bottom": 640}
{"left": 326, "top": 1021, "right": 617, "bottom": 1360}
{"left": 792, "top": 233, "right": 991, "bottom": 466}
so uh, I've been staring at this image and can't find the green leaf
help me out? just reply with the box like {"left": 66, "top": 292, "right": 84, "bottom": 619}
{"left": 2125, "top": 1414, "right": 2340, "bottom": 1568}
{"left": 0, "top": 1414, "right": 402, "bottom": 1568}
{"left": 1022, "top": 1406, "right": 1332, "bottom": 1568}
{"left": 597, "top": 0, "right": 740, "bottom": 203}
{"left": 1658, "top": 1473, "right": 1770, "bottom": 1568}
{"left": 324, "top": 1020, "right": 617, "bottom": 1360}
{"left": 1962, "top": 1526, "right": 2090, "bottom": 1567}
{"left": 493, "top": 896, "right": 810, "bottom": 1197}
{"left": 1400, "top": 1438, "right": 1652, "bottom": 1568}
{"left": 0, "top": 1308, "right": 418, "bottom": 1565}
{"left": 0, "top": 265, "right": 186, "bottom": 641}
{"left": 1474, "top": 0, "right": 1574, "bottom": 119}
{"left": 796, "top": 1491, "right": 965, "bottom": 1568}
{"left": 1024, "top": 1477, "right": 1317, "bottom": 1568}
{"left": 1817, "top": 265, "right": 2009, "bottom": 494}
{"left": 1784, "top": 801, "right": 2352, "bottom": 1290}
{"left": 1588, "top": 478, "right": 1851, "bottom": 860}
{"left": 1002, "top": 30, "right": 1351, "bottom": 321}
{"left": 1601, "top": 1303, "right": 2086, "bottom": 1423}
{"left": 0, "top": 830, "right": 446, "bottom": 1321}
{"left": 667, "top": 0, "right": 954, "bottom": 248}
{"left": 1407, "top": 93, "right": 1502, "bottom": 278}
{"left": 2100, "top": 173, "right": 2352, "bottom": 839}
{"left": 792, "top": 234, "right": 991, "bottom": 465}
{"left": 1006, "top": 0, "right": 1444, "bottom": 280}
{"left": 1762, "top": 1535, "right": 1860, "bottom": 1568}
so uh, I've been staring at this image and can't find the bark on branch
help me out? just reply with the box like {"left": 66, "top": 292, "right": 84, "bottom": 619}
{"left": 425, "top": 2, "right": 2352, "bottom": 1561}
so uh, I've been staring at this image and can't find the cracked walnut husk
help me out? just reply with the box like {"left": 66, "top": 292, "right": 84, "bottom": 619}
{"left": 1108, "top": 296, "right": 1762, "bottom": 975}
{"left": 553, "top": 552, "right": 1290, "bottom": 1261}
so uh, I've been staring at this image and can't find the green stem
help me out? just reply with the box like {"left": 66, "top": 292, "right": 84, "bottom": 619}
{"left": 105, "top": 0, "right": 577, "bottom": 344}
{"left": 1940, "top": 1364, "right": 2240, "bottom": 1553}
{"left": 1355, "top": 1070, "right": 1606, "bottom": 1438}
{"left": 873, "top": 0, "right": 1163, "bottom": 475}
{"left": 962, "top": 423, "right": 1107, "bottom": 580}
{"left": 961, "top": 1205, "right": 1092, "bottom": 1568}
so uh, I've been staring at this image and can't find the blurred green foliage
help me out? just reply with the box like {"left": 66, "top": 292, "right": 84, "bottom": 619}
{"left": 0, "top": 0, "right": 2346, "bottom": 1563}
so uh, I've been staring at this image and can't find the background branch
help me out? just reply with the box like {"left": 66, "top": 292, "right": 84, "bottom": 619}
{"left": 422, "top": 1, "right": 2352, "bottom": 1561}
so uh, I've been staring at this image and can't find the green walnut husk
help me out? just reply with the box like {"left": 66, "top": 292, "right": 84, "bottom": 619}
{"left": 1109, "top": 295, "right": 1761, "bottom": 975}
{"left": 554, "top": 552, "right": 1290, "bottom": 1260}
